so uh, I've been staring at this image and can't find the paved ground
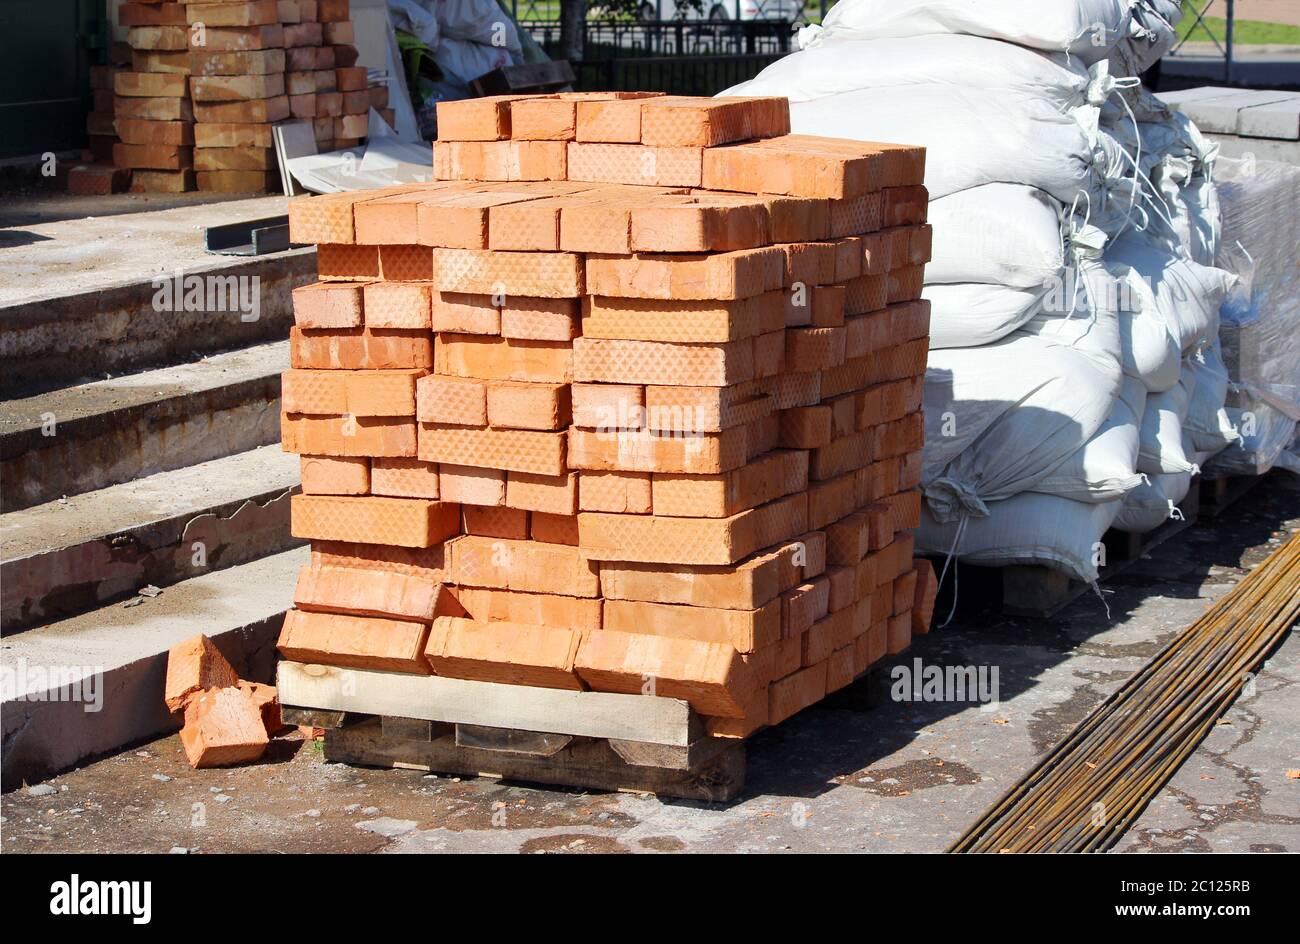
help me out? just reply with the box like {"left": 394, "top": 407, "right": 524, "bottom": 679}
{"left": 3, "top": 474, "right": 1297, "bottom": 854}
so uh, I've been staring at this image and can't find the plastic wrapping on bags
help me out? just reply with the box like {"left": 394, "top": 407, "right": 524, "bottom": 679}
{"left": 1204, "top": 158, "right": 1300, "bottom": 477}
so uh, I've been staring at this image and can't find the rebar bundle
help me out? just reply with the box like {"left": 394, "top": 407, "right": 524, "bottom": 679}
{"left": 951, "top": 530, "right": 1300, "bottom": 853}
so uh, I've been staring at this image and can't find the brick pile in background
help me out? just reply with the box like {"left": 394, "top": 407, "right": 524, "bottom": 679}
{"left": 277, "top": 93, "right": 940, "bottom": 738}
{"left": 94, "top": 0, "right": 368, "bottom": 194}
{"left": 113, "top": 0, "right": 196, "bottom": 193}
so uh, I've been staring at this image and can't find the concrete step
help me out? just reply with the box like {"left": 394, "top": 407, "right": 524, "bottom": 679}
{"left": 1, "top": 340, "right": 287, "bottom": 512}
{"left": 1, "top": 545, "right": 308, "bottom": 789}
{"left": 0, "top": 192, "right": 313, "bottom": 397}
{"left": 2, "top": 444, "right": 302, "bottom": 633}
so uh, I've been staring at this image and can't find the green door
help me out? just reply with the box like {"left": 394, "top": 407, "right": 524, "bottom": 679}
{"left": 0, "top": 0, "right": 105, "bottom": 158}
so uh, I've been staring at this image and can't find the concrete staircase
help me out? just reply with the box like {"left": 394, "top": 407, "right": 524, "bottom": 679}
{"left": 1, "top": 265, "right": 311, "bottom": 789}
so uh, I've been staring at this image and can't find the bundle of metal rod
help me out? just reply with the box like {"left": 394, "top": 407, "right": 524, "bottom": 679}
{"left": 951, "top": 530, "right": 1300, "bottom": 853}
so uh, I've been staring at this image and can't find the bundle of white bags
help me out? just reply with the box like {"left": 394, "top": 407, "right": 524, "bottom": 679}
{"left": 726, "top": 0, "right": 1251, "bottom": 587}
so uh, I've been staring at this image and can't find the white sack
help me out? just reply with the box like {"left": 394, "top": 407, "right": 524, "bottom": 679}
{"left": 1184, "top": 340, "right": 1240, "bottom": 456}
{"left": 1112, "top": 468, "right": 1192, "bottom": 533}
{"left": 1136, "top": 370, "right": 1198, "bottom": 475}
{"left": 1106, "top": 228, "right": 1235, "bottom": 352}
{"left": 923, "top": 282, "right": 1050, "bottom": 349}
{"left": 924, "top": 184, "right": 1067, "bottom": 287}
{"left": 923, "top": 325, "right": 1122, "bottom": 522}
{"left": 1031, "top": 374, "right": 1147, "bottom": 503}
{"left": 919, "top": 492, "right": 1122, "bottom": 584}
{"left": 807, "top": 0, "right": 1136, "bottom": 65}
{"left": 726, "top": 34, "right": 1092, "bottom": 108}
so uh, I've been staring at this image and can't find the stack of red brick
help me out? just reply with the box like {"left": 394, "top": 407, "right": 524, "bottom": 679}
{"left": 99, "top": 0, "right": 378, "bottom": 194}
{"left": 278, "top": 92, "right": 940, "bottom": 739}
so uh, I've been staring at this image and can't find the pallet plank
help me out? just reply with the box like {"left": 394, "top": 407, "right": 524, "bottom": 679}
{"left": 277, "top": 661, "right": 695, "bottom": 746}
{"left": 326, "top": 718, "right": 744, "bottom": 801}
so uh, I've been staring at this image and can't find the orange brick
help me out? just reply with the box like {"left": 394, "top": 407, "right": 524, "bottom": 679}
{"left": 289, "top": 326, "right": 432, "bottom": 370}
{"left": 436, "top": 335, "right": 572, "bottom": 383}
{"left": 629, "top": 198, "right": 769, "bottom": 253}
{"left": 300, "top": 455, "right": 369, "bottom": 494}
{"left": 581, "top": 291, "right": 782, "bottom": 344}
{"left": 291, "top": 494, "right": 459, "bottom": 547}
{"left": 486, "top": 381, "right": 570, "bottom": 431}
{"left": 318, "top": 244, "right": 381, "bottom": 279}
{"left": 418, "top": 189, "right": 538, "bottom": 249}
{"left": 435, "top": 95, "right": 519, "bottom": 141}
{"left": 425, "top": 616, "right": 584, "bottom": 689}
{"left": 419, "top": 424, "right": 565, "bottom": 476}
{"left": 768, "top": 661, "right": 828, "bottom": 724}
{"left": 650, "top": 449, "right": 806, "bottom": 519}
{"left": 370, "top": 457, "right": 440, "bottom": 499}
{"left": 506, "top": 471, "right": 578, "bottom": 516}
{"left": 578, "top": 471, "right": 652, "bottom": 514}
{"left": 826, "top": 644, "right": 856, "bottom": 693}
{"left": 114, "top": 71, "right": 189, "bottom": 98}
{"left": 190, "top": 73, "right": 285, "bottom": 102}
{"left": 782, "top": 577, "right": 831, "bottom": 638}
{"left": 575, "top": 98, "right": 645, "bottom": 143}
{"left": 508, "top": 96, "right": 580, "bottom": 140}
{"left": 282, "top": 368, "right": 423, "bottom": 415}
{"left": 449, "top": 535, "right": 600, "bottom": 597}
{"left": 639, "top": 96, "right": 788, "bottom": 147}
{"left": 416, "top": 375, "right": 487, "bottom": 426}
{"left": 585, "top": 246, "right": 784, "bottom": 300}
{"left": 185, "top": 0, "right": 279, "bottom": 27}
{"left": 311, "top": 541, "right": 447, "bottom": 581}
{"left": 573, "top": 336, "right": 753, "bottom": 387}
{"left": 436, "top": 248, "right": 583, "bottom": 298}
{"left": 497, "top": 297, "right": 579, "bottom": 341}
{"left": 113, "top": 142, "right": 192, "bottom": 170}
{"left": 164, "top": 634, "right": 239, "bottom": 713}
{"left": 281, "top": 414, "right": 416, "bottom": 457}
{"left": 604, "top": 597, "right": 780, "bottom": 654}
{"left": 294, "top": 565, "right": 458, "bottom": 622}
{"left": 567, "top": 425, "right": 747, "bottom": 476}
{"left": 644, "top": 382, "right": 772, "bottom": 433}
{"left": 912, "top": 560, "right": 938, "bottom": 636}
{"left": 571, "top": 383, "right": 644, "bottom": 430}
{"left": 453, "top": 587, "right": 602, "bottom": 632}
{"left": 703, "top": 136, "right": 882, "bottom": 199}
{"left": 575, "top": 629, "right": 752, "bottom": 717}
{"left": 431, "top": 292, "right": 500, "bottom": 335}
{"left": 180, "top": 687, "right": 270, "bottom": 768}
{"left": 598, "top": 536, "right": 814, "bottom": 611}
{"left": 115, "top": 118, "right": 194, "bottom": 146}
{"left": 277, "top": 608, "right": 431, "bottom": 673}
{"left": 361, "top": 281, "right": 431, "bottom": 329}
{"left": 567, "top": 142, "right": 703, "bottom": 188}
{"left": 530, "top": 511, "right": 580, "bottom": 545}
{"left": 887, "top": 612, "right": 911, "bottom": 655}
{"left": 439, "top": 464, "right": 505, "bottom": 506}
{"left": 462, "top": 504, "right": 527, "bottom": 538}
{"left": 433, "top": 140, "right": 568, "bottom": 182}
{"left": 578, "top": 509, "right": 760, "bottom": 566}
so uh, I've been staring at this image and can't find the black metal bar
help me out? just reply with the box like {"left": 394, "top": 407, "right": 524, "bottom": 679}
{"left": 204, "top": 215, "right": 292, "bottom": 256}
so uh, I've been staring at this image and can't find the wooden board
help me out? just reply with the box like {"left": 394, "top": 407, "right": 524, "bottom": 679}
{"left": 277, "top": 661, "right": 697, "bottom": 746}
{"left": 325, "top": 717, "right": 744, "bottom": 801}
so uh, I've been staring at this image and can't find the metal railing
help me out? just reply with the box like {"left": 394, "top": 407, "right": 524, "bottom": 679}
{"left": 525, "top": 18, "right": 795, "bottom": 58}
{"left": 577, "top": 51, "right": 785, "bottom": 95}
{"left": 1168, "top": 0, "right": 1238, "bottom": 82}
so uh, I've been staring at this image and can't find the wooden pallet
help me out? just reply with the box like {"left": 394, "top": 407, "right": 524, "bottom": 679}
{"left": 277, "top": 661, "right": 745, "bottom": 801}
{"left": 1198, "top": 472, "right": 1261, "bottom": 519}
{"left": 997, "top": 476, "right": 1204, "bottom": 619}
